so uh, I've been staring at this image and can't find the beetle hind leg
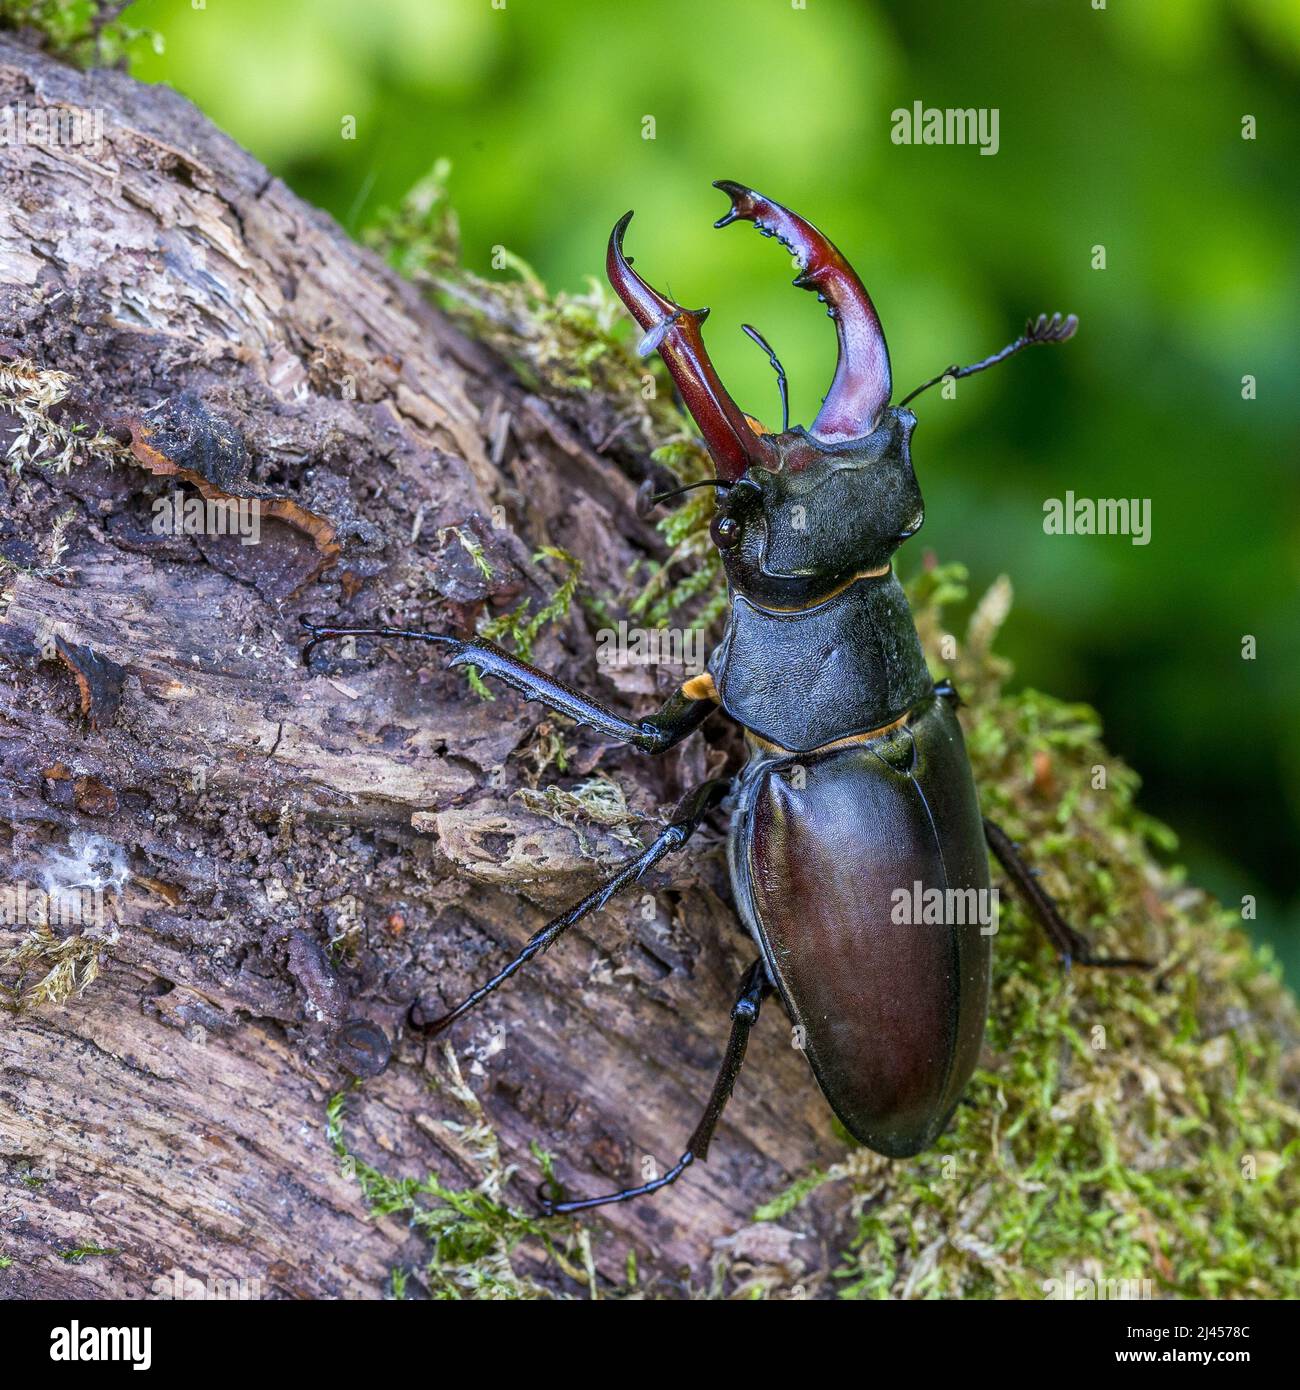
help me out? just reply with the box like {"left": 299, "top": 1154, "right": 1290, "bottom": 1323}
{"left": 984, "top": 818, "right": 1154, "bottom": 970}
{"left": 541, "top": 958, "right": 772, "bottom": 1216}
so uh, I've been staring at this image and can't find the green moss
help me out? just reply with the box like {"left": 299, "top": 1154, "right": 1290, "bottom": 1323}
{"left": 326, "top": 1045, "right": 599, "bottom": 1299}
{"left": 447, "top": 525, "right": 495, "bottom": 584}
{"left": 463, "top": 545, "right": 582, "bottom": 703}
{"left": 0, "top": 0, "right": 159, "bottom": 67}
{"left": 58, "top": 1244, "right": 119, "bottom": 1262}
{"left": 367, "top": 161, "right": 640, "bottom": 402}
{"left": 478, "top": 546, "right": 581, "bottom": 663}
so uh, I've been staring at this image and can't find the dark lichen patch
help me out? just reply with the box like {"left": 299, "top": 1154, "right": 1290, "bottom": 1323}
{"left": 126, "top": 396, "right": 349, "bottom": 598}
{"left": 53, "top": 635, "right": 125, "bottom": 730}
{"left": 134, "top": 391, "right": 249, "bottom": 493}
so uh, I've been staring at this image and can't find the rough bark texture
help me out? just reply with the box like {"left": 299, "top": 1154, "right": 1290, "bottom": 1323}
{"left": 0, "top": 39, "right": 851, "bottom": 1298}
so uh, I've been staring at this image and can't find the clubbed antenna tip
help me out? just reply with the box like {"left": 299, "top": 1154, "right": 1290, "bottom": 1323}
{"left": 898, "top": 312, "right": 1080, "bottom": 409}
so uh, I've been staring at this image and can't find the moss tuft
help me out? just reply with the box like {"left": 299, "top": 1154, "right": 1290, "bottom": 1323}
{"left": 513, "top": 774, "right": 642, "bottom": 850}
{"left": 368, "top": 161, "right": 658, "bottom": 409}
{"left": 57, "top": 1243, "right": 119, "bottom": 1262}
{"left": 327, "top": 1045, "right": 602, "bottom": 1299}
{"left": 0, "top": 1, "right": 159, "bottom": 68}
{"left": 0, "top": 358, "right": 128, "bottom": 477}
{"left": 1, "top": 926, "right": 104, "bottom": 1010}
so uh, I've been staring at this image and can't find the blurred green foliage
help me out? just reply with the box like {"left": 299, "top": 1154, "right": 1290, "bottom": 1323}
{"left": 120, "top": 0, "right": 1299, "bottom": 976}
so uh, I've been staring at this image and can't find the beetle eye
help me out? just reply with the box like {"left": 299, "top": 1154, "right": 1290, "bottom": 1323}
{"left": 710, "top": 513, "right": 740, "bottom": 549}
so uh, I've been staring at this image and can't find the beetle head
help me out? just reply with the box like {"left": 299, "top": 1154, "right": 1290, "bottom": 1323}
{"left": 608, "top": 181, "right": 917, "bottom": 606}
{"left": 708, "top": 409, "right": 922, "bottom": 606}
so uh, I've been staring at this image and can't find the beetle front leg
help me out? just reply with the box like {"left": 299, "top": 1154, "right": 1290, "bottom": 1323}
{"left": 984, "top": 818, "right": 1153, "bottom": 970}
{"left": 541, "top": 958, "right": 772, "bottom": 1216}
{"left": 300, "top": 617, "right": 714, "bottom": 753}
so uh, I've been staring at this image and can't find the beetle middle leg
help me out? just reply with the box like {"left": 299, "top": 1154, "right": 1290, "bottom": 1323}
{"left": 541, "top": 958, "right": 772, "bottom": 1215}
{"left": 984, "top": 818, "right": 1152, "bottom": 969}
{"left": 410, "top": 779, "right": 731, "bottom": 1036}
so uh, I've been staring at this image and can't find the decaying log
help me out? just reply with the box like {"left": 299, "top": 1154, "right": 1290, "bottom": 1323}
{"left": 0, "top": 39, "right": 849, "bottom": 1297}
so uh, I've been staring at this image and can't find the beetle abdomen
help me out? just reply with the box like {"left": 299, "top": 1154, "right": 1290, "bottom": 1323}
{"left": 730, "top": 692, "right": 991, "bottom": 1157}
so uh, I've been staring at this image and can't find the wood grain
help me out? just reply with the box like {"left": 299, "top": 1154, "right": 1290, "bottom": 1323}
{"left": 0, "top": 40, "right": 848, "bottom": 1298}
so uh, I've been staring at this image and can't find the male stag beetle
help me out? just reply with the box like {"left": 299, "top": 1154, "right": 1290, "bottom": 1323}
{"left": 303, "top": 181, "right": 1150, "bottom": 1215}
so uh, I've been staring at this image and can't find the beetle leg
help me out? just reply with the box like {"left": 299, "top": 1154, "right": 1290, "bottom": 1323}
{"left": 411, "top": 780, "right": 732, "bottom": 1037}
{"left": 300, "top": 616, "right": 714, "bottom": 754}
{"left": 984, "top": 818, "right": 1154, "bottom": 970}
{"left": 540, "top": 958, "right": 772, "bottom": 1216}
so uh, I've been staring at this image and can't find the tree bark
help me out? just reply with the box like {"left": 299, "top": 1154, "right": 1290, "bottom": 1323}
{"left": 0, "top": 40, "right": 846, "bottom": 1297}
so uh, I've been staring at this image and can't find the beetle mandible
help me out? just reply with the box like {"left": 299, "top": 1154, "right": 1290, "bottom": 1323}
{"left": 303, "top": 181, "right": 1150, "bottom": 1214}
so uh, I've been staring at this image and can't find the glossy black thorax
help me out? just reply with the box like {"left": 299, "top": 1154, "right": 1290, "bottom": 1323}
{"left": 706, "top": 408, "right": 934, "bottom": 752}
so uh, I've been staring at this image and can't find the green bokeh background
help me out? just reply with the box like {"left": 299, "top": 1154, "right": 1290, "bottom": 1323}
{"left": 123, "top": 0, "right": 1300, "bottom": 977}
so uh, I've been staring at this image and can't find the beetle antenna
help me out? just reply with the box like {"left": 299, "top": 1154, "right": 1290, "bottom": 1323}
{"left": 898, "top": 312, "right": 1078, "bottom": 408}
{"left": 741, "top": 324, "right": 789, "bottom": 433}
{"left": 635, "top": 476, "right": 732, "bottom": 518}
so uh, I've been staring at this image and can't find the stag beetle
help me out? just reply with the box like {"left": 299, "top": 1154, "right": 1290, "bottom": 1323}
{"left": 303, "top": 181, "right": 1150, "bottom": 1215}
